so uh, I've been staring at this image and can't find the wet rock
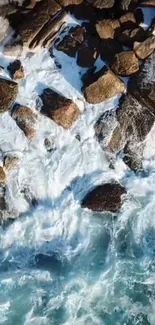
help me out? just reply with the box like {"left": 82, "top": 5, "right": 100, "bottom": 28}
{"left": 0, "top": 186, "right": 7, "bottom": 214}
{"left": 86, "top": 0, "right": 115, "bottom": 9}
{"left": 81, "top": 182, "right": 126, "bottom": 212}
{"left": 3, "top": 155, "right": 20, "bottom": 173}
{"left": 111, "top": 51, "right": 139, "bottom": 76}
{"left": 96, "top": 20, "right": 115, "bottom": 39}
{"left": 82, "top": 66, "right": 125, "bottom": 104}
{"left": 56, "top": 0, "right": 83, "bottom": 5}
{"left": 117, "top": 93, "right": 155, "bottom": 143}
{"left": 3, "top": 44, "right": 23, "bottom": 57}
{"left": 56, "top": 26, "right": 85, "bottom": 57}
{"left": 0, "top": 79, "right": 18, "bottom": 113}
{"left": 44, "top": 138, "right": 54, "bottom": 152}
{"left": 117, "top": 26, "right": 147, "bottom": 47}
{"left": 7, "top": 60, "right": 24, "bottom": 80}
{"left": 123, "top": 144, "right": 143, "bottom": 171}
{"left": 40, "top": 88, "right": 80, "bottom": 129}
{"left": 133, "top": 36, "right": 155, "bottom": 59}
{"left": 108, "top": 126, "right": 124, "bottom": 152}
{"left": 0, "top": 17, "right": 10, "bottom": 43}
{"left": 18, "top": 0, "right": 62, "bottom": 48}
{"left": 11, "top": 105, "right": 38, "bottom": 139}
{"left": 77, "top": 43, "right": 98, "bottom": 67}
{"left": 128, "top": 53, "right": 155, "bottom": 110}
{"left": 100, "top": 39, "right": 123, "bottom": 63}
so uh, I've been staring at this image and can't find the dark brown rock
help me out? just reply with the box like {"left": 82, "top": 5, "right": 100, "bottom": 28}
{"left": 133, "top": 36, "right": 155, "bottom": 59}
{"left": 99, "top": 39, "right": 123, "bottom": 63}
{"left": 81, "top": 182, "right": 126, "bottom": 212}
{"left": 0, "top": 79, "right": 18, "bottom": 113}
{"left": 82, "top": 66, "right": 125, "bottom": 104}
{"left": 11, "top": 105, "right": 38, "bottom": 139}
{"left": 0, "top": 167, "right": 6, "bottom": 185}
{"left": 111, "top": 51, "right": 139, "bottom": 76}
{"left": 123, "top": 144, "right": 143, "bottom": 171}
{"left": 40, "top": 88, "right": 80, "bottom": 129}
{"left": 86, "top": 0, "right": 115, "bottom": 8}
{"left": 69, "top": 2, "right": 96, "bottom": 21}
{"left": 7, "top": 60, "right": 24, "bottom": 80}
{"left": 117, "top": 26, "right": 147, "bottom": 47}
{"left": 77, "top": 43, "right": 98, "bottom": 67}
{"left": 56, "top": 26, "right": 86, "bottom": 57}
{"left": 134, "top": 8, "right": 144, "bottom": 24}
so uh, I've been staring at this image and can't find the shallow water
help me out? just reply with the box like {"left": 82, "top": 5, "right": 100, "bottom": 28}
{"left": 0, "top": 12, "right": 155, "bottom": 325}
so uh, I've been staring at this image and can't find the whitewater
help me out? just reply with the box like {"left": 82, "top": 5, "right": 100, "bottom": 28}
{"left": 0, "top": 7, "right": 155, "bottom": 325}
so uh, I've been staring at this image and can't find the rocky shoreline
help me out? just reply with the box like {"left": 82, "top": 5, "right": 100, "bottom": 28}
{"left": 0, "top": 0, "right": 154, "bottom": 221}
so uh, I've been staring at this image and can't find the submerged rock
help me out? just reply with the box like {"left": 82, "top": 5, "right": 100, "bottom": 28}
{"left": 82, "top": 66, "right": 125, "bottom": 104}
{"left": 0, "top": 79, "right": 18, "bottom": 113}
{"left": 11, "top": 105, "right": 38, "bottom": 139}
{"left": 40, "top": 88, "right": 80, "bottom": 129}
{"left": 81, "top": 183, "right": 126, "bottom": 212}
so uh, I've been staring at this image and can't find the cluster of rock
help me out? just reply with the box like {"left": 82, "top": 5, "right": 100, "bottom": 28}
{"left": 0, "top": 0, "right": 154, "bottom": 216}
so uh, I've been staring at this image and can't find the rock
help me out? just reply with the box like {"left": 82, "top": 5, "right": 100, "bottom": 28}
{"left": 134, "top": 8, "right": 144, "bottom": 24}
{"left": 77, "top": 43, "right": 98, "bottom": 67}
{"left": 96, "top": 20, "right": 115, "bottom": 39}
{"left": 3, "top": 44, "right": 23, "bottom": 57}
{"left": 18, "top": 0, "right": 62, "bottom": 48}
{"left": 118, "top": 0, "right": 139, "bottom": 11}
{"left": 40, "top": 88, "right": 80, "bottom": 129}
{"left": 81, "top": 182, "right": 126, "bottom": 212}
{"left": 123, "top": 144, "right": 143, "bottom": 171}
{"left": 128, "top": 53, "right": 155, "bottom": 110}
{"left": 133, "top": 36, "right": 155, "bottom": 59}
{"left": 56, "top": 26, "right": 85, "bottom": 57}
{"left": 0, "top": 79, "right": 18, "bottom": 113}
{"left": 82, "top": 67, "right": 126, "bottom": 104}
{"left": 117, "top": 93, "right": 155, "bottom": 143}
{"left": 7, "top": 60, "right": 24, "bottom": 80}
{"left": 3, "top": 155, "right": 20, "bottom": 172}
{"left": 108, "top": 126, "right": 124, "bottom": 152}
{"left": 111, "top": 51, "right": 139, "bottom": 76}
{"left": 0, "top": 17, "right": 10, "bottom": 43}
{"left": 119, "top": 12, "right": 136, "bottom": 26}
{"left": 86, "top": 0, "right": 115, "bottom": 9}
{"left": 0, "top": 167, "right": 6, "bottom": 185}
{"left": 117, "top": 26, "right": 147, "bottom": 47}
{"left": 100, "top": 39, "right": 123, "bottom": 63}
{"left": 56, "top": 0, "right": 83, "bottom": 5}
{"left": 11, "top": 105, "right": 38, "bottom": 139}
{"left": 69, "top": 2, "right": 96, "bottom": 21}
{"left": 139, "top": 0, "right": 155, "bottom": 6}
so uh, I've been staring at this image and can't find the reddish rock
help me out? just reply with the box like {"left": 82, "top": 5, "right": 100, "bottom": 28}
{"left": 111, "top": 51, "right": 139, "bottom": 76}
{"left": 11, "top": 105, "right": 38, "bottom": 139}
{"left": 81, "top": 183, "right": 126, "bottom": 212}
{"left": 133, "top": 36, "right": 155, "bottom": 59}
{"left": 82, "top": 67, "right": 125, "bottom": 104}
{"left": 8, "top": 60, "right": 24, "bottom": 80}
{"left": 40, "top": 88, "right": 80, "bottom": 129}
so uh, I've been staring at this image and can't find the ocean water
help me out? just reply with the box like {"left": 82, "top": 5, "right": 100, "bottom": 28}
{"left": 0, "top": 11, "right": 155, "bottom": 325}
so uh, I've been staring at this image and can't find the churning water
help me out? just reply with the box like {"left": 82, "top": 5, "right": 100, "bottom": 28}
{"left": 0, "top": 11, "right": 155, "bottom": 325}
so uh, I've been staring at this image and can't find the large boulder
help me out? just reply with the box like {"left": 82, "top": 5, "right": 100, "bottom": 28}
{"left": 11, "top": 105, "right": 38, "bottom": 139}
{"left": 0, "top": 79, "right": 18, "bottom": 113}
{"left": 40, "top": 88, "right": 80, "bottom": 129}
{"left": 81, "top": 182, "right": 126, "bottom": 212}
{"left": 128, "top": 53, "right": 155, "bottom": 110}
{"left": 82, "top": 67, "right": 126, "bottom": 104}
{"left": 111, "top": 51, "right": 139, "bottom": 76}
{"left": 18, "top": 0, "right": 62, "bottom": 48}
{"left": 96, "top": 20, "right": 115, "bottom": 39}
